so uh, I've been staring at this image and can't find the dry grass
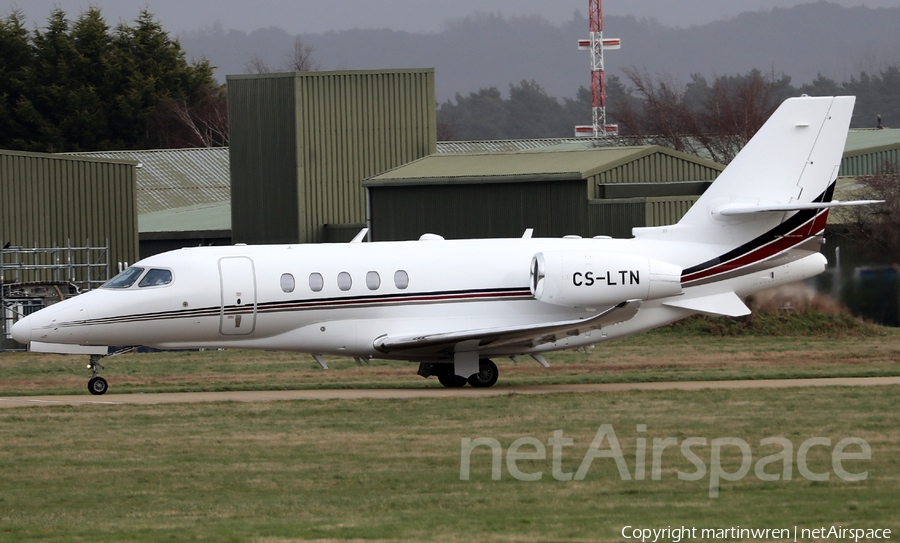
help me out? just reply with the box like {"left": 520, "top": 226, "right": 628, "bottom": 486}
{"left": 747, "top": 284, "right": 848, "bottom": 313}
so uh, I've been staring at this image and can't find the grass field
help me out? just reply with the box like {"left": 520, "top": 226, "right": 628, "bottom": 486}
{"left": 0, "top": 313, "right": 898, "bottom": 541}
{"left": 0, "top": 386, "right": 898, "bottom": 541}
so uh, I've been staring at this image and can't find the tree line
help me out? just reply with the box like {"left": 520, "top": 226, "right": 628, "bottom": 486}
{"left": 0, "top": 8, "right": 226, "bottom": 153}
{"left": 437, "top": 67, "right": 900, "bottom": 163}
{"left": 3, "top": 6, "right": 899, "bottom": 159}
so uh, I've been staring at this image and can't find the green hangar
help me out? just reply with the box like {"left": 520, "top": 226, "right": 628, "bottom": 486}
{"left": 363, "top": 144, "right": 724, "bottom": 241}
{"left": 227, "top": 69, "right": 437, "bottom": 245}
{"left": 0, "top": 149, "right": 139, "bottom": 275}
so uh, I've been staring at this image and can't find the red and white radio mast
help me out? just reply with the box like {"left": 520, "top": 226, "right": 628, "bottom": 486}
{"left": 575, "top": 0, "right": 620, "bottom": 137}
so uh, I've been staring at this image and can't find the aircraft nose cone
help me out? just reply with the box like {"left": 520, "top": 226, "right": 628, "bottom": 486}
{"left": 10, "top": 316, "right": 32, "bottom": 344}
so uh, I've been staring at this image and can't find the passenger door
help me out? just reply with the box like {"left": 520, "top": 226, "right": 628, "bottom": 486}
{"left": 219, "top": 256, "right": 257, "bottom": 335}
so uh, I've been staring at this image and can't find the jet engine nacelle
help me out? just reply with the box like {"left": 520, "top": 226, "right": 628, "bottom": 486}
{"left": 530, "top": 251, "right": 683, "bottom": 307}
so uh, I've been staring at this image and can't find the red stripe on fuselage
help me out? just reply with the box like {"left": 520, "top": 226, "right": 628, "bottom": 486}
{"left": 682, "top": 210, "right": 828, "bottom": 285}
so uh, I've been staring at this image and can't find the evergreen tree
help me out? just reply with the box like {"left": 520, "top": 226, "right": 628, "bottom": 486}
{"left": 438, "top": 88, "right": 507, "bottom": 141}
{"left": 0, "top": 7, "right": 222, "bottom": 152}
{"left": 505, "top": 80, "right": 567, "bottom": 138}
{"left": 0, "top": 11, "right": 32, "bottom": 149}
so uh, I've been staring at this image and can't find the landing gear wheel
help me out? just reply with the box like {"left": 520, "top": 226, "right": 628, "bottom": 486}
{"left": 467, "top": 359, "right": 498, "bottom": 388}
{"left": 87, "top": 354, "right": 108, "bottom": 395}
{"left": 438, "top": 373, "right": 469, "bottom": 388}
{"left": 88, "top": 376, "right": 108, "bottom": 395}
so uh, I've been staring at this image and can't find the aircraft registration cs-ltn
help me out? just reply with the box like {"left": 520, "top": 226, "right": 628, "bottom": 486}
{"left": 11, "top": 96, "right": 879, "bottom": 395}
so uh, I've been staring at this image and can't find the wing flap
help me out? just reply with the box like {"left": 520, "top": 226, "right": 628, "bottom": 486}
{"left": 373, "top": 300, "right": 642, "bottom": 359}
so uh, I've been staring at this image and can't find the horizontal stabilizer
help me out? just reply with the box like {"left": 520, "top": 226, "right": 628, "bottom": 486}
{"left": 663, "top": 292, "right": 751, "bottom": 317}
{"left": 714, "top": 200, "right": 883, "bottom": 217}
{"left": 374, "top": 300, "right": 642, "bottom": 358}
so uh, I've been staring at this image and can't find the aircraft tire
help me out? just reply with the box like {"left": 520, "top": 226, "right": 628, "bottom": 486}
{"left": 467, "top": 359, "right": 498, "bottom": 388}
{"left": 438, "top": 373, "right": 468, "bottom": 388}
{"left": 88, "top": 376, "right": 108, "bottom": 396}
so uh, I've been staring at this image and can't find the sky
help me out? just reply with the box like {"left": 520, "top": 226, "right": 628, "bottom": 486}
{"left": 4, "top": 0, "right": 899, "bottom": 35}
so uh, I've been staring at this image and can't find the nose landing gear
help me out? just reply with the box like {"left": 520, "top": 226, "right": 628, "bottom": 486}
{"left": 84, "top": 347, "right": 134, "bottom": 395}
{"left": 87, "top": 355, "right": 107, "bottom": 395}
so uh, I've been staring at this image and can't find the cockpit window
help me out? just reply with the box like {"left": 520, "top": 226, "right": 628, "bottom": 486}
{"left": 139, "top": 269, "right": 173, "bottom": 288}
{"left": 102, "top": 267, "right": 145, "bottom": 289}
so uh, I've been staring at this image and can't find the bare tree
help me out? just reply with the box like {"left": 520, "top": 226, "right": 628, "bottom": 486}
{"left": 244, "top": 36, "right": 321, "bottom": 75}
{"left": 243, "top": 54, "right": 273, "bottom": 74}
{"left": 611, "top": 68, "right": 789, "bottom": 164}
{"left": 283, "top": 36, "right": 321, "bottom": 72}
{"left": 436, "top": 120, "right": 456, "bottom": 141}
{"left": 695, "top": 71, "right": 784, "bottom": 162}
{"left": 834, "top": 162, "right": 900, "bottom": 262}
{"left": 613, "top": 67, "right": 700, "bottom": 156}
{"left": 149, "top": 86, "right": 229, "bottom": 148}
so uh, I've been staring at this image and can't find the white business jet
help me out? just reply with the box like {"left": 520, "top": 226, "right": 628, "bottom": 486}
{"left": 11, "top": 96, "right": 879, "bottom": 395}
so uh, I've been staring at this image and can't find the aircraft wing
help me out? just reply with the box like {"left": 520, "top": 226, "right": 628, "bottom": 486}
{"left": 373, "top": 299, "right": 642, "bottom": 359}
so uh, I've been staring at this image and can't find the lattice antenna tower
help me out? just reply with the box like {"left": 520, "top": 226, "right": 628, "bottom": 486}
{"left": 575, "top": 0, "right": 620, "bottom": 137}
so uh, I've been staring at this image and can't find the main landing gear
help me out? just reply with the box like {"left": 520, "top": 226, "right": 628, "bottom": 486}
{"left": 424, "top": 359, "right": 499, "bottom": 388}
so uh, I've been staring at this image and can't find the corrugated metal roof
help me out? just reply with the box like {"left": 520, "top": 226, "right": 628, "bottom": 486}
{"left": 66, "top": 147, "right": 230, "bottom": 215}
{"left": 138, "top": 200, "right": 231, "bottom": 233}
{"left": 844, "top": 129, "right": 900, "bottom": 154}
{"left": 435, "top": 137, "right": 644, "bottom": 154}
{"left": 364, "top": 146, "right": 721, "bottom": 186}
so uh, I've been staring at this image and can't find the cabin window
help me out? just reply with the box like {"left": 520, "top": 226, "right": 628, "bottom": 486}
{"left": 309, "top": 273, "right": 324, "bottom": 292}
{"left": 280, "top": 273, "right": 295, "bottom": 293}
{"left": 102, "top": 267, "right": 145, "bottom": 289}
{"left": 338, "top": 272, "right": 352, "bottom": 291}
{"left": 139, "top": 269, "right": 173, "bottom": 288}
{"left": 394, "top": 270, "right": 409, "bottom": 290}
{"left": 366, "top": 271, "right": 381, "bottom": 290}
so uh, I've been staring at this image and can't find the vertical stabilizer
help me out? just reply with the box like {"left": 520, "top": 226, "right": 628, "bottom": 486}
{"left": 634, "top": 96, "right": 855, "bottom": 247}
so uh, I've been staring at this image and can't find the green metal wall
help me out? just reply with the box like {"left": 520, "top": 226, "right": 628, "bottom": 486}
{"left": 645, "top": 196, "right": 701, "bottom": 227}
{"left": 369, "top": 181, "right": 663, "bottom": 241}
{"left": 0, "top": 150, "right": 138, "bottom": 278}
{"left": 227, "top": 74, "right": 300, "bottom": 244}
{"left": 590, "top": 150, "right": 722, "bottom": 194}
{"left": 587, "top": 199, "right": 647, "bottom": 238}
{"left": 839, "top": 146, "right": 900, "bottom": 176}
{"left": 370, "top": 186, "right": 705, "bottom": 241}
{"left": 228, "top": 69, "right": 437, "bottom": 244}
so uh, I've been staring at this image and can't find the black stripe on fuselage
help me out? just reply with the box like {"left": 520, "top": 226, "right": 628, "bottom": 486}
{"left": 48, "top": 287, "right": 534, "bottom": 329}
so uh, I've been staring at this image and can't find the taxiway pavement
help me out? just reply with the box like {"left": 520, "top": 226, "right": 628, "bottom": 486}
{"left": 1, "top": 376, "right": 899, "bottom": 408}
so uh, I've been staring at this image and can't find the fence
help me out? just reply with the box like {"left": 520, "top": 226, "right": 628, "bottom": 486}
{"left": 0, "top": 240, "right": 111, "bottom": 352}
